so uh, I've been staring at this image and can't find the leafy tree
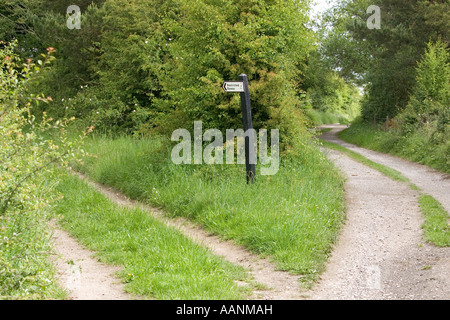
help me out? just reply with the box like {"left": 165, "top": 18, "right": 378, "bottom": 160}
{"left": 321, "top": 0, "right": 449, "bottom": 122}
{"left": 2, "top": 0, "right": 317, "bottom": 150}
{"left": 156, "top": 0, "right": 314, "bottom": 149}
{"left": 397, "top": 40, "right": 449, "bottom": 137}
{"left": 68, "top": 0, "right": 176, "bottom": 132}
{"left": 301, "top": 50, "right": 361, "bottom": 122}
{"left": 0, "top": 0, "right": 105, "bottom": 116}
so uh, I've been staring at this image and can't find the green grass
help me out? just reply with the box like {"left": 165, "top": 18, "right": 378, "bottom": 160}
{"left": 54, "top": 171, "right": 249, "bottom": 299}
{"left": 338, "top": 123, "right": 450, "bottom": 174}
{"left": 71, "top": 134, "right": 346, "bottom": 287}
{"left": 320, "top": 139, "right": 450, "bottom": 247}
{"left": 419, "top": 195, "right": 450, "bottom": 247}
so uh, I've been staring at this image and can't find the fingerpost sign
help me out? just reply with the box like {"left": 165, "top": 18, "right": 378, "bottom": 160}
{"left": 223, "top": 74, "right": 256, "bottom": 184}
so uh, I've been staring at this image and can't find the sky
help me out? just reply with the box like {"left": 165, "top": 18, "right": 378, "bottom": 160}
{"left": 310, "top": 0, "right": 337, "bottom": 18}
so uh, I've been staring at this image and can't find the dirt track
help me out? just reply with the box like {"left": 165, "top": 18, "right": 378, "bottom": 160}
{"left": 51, "top": 173, "right": 306, "bottom": 300}
{"left": 51, "top": 125, "right": 449, "bottom": 300}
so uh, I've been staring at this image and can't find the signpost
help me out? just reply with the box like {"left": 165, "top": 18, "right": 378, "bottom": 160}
{"left": 222, "top": 81, "right": 244, "bottom": 93}
{"left": 223, "top": 74, "right": 256, "bottom": 184}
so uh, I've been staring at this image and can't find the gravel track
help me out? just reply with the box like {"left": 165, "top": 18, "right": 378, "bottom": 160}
{"left": 308, "top": 125, "right": 450, "bottom": 299}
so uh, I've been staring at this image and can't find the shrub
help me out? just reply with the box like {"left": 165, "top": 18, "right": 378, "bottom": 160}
{"left": 0, "top": 41, "right": 88, "bottom": 298}
{"left": 396, "top": 40, "right": 449, "bottom": 137}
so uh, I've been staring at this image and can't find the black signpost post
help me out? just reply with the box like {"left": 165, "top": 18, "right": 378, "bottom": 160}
{"left": 223, "top": 74, "right": 256, "bottom": 184}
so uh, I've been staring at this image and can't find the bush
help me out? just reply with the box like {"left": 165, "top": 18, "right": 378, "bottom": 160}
{"left": 0, "top": 41, "right": 87, "bottom": 298}
{"left": 396, "top": 40, "right": 449, "bottom": 137}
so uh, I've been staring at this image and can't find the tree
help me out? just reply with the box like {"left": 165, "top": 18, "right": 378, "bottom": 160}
{"left": 397, "top": 40, "right": 450, "bottom": 135}
{"left": 2, "top": 0, "right": 316, "bottom": 150}
{"left": 321, "top": 0, "right": 449, "bottom": 122}
{"left": 301, "top": 49, "right": 361, "bottom": 122}
{"left": 0, "top": 0, "right": 105, "bottom": 116}
{"left": 156, "top": 0, "right": 314, "bottom": 150}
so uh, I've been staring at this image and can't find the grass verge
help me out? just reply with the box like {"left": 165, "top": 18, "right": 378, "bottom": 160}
{"left": 419, "top": 195, "right": 450, "bottom": 247}
{"left": 54, "top": 170, "right": 249, "bottom": 299}
{"left": 338, "top": 123, "right": 449, "bottom": 174}
{"left": 71, "top": 134, "right": 346, "bottom": 287}
{"left": 320, "top": 139, "right": 450, "bottom": 247}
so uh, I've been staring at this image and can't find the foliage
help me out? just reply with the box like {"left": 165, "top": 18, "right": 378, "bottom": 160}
{"left": 301, "top": 51, "right": 361, "bottom": 124}
{"left": 338, "top": 38, "right": 449, "bottom": 173}
{"left": 322, "top": 0, "right": 449, "bottom": 122}
{"left": 0, "top": 42, "right": 87, "bottom": 298}
{"left": 2, "top": 0, "right": 316, "bottom": 151}
{"left": 396, "top": 40, "right": 450, "bottom": 136}
{"left": 156, "top": 0, "right": 313, "bottom": 135}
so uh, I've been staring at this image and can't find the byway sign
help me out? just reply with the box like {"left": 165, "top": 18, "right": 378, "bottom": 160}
{"left": 222, "top": 81, "right": 244, "bottom": 92}
{"left": 222, "top": 75, "right": 255, "bottom": 184}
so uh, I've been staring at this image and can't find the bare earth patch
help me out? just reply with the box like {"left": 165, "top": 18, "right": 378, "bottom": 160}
{"left": 50, "top": 224, "right": 134, "bottom": 300}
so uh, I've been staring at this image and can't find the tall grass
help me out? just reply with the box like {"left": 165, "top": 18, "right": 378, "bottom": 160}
{"left": 73, "top": 134, "right": 346, "bottom": 286}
